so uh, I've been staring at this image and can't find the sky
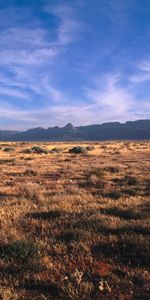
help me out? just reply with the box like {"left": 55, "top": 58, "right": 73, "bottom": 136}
{"left": 0, "top": 0, "right": 150, "bottom": 130}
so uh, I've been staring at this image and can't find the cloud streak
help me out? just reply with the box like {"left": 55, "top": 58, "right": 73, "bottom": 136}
{"left": 0, "top": 0, "right": 150, "bottom": 129}
{"left": 1, "top": 72, "right": 150, "bottom": 130}
{"left": 0, "top": 1, "right": 81, "bottom": 110}
{"left": 130, "top": 59, "right": 150, "bottom": 83}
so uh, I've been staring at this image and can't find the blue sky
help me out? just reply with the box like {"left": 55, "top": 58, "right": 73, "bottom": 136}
{"left": 0, "top": 0, "right": 150, "bottom": 130}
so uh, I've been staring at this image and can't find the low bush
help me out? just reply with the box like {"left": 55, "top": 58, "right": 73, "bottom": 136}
{"left": 19, "top": 182, "right": 44, "bottom": 202}
{"left": 125, "top": 176, "right": 139, "bottom": 186}
{"left": 51, "top": 147, "right": 62, "bottom": 153}
{"left": 0, "top": 159, "right": 15, "bottom": 164}
{"left": 3, "top": 147, "right": 14, "bottom": 152}
{"left": 69, "top": 146, "right": 88, "bottom": 154}
{"left": 86, "top": 146, "right": 95, "bottom": 151}
{"left": 89, "top": 167, "right": 105, "bottom": 178}
{"left": 22, "top": 148, "right": 33, "bottom": 154}
{"left": 24, "top": 169, "right": 37, "bottom": 176}
{"left": 31, "top": 146, "right": 48, "bottom": 154}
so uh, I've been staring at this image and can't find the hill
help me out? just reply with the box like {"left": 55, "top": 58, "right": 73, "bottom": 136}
{"left": 0, "top": 120, "right": 150, "bottom": 141}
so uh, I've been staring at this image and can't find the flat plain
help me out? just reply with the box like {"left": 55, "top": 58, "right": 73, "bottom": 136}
{"left": 0, "top": 141, "right": 150, "bottom": 299}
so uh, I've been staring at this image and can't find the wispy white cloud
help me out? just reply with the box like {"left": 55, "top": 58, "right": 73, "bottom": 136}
{"left": 44, "top": 3, "right": 81, "bottom": 46}
{"left": 130, "top": 59, "right": 150, "bottom": 83}
{"left": 85, "top": 74, "right": 133, "bottom": 120}
{"left": 0, "top": 73, "right": 143, "bottom": 129}
{"left": 0, "top": 1, "right": 150, "bottom": 130}
{"left": 0, "top": 2, "right": 81, "bottom": 107}
{"left": 0, "top": 86, "right": 29, "bottom": 99}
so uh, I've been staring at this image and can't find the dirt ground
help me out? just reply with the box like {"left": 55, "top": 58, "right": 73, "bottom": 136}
{"left": 0, "top": 141, "right": 150, "bottom": 299}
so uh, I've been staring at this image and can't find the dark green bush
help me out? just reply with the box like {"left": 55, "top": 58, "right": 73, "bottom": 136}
{"left": 22, "top": 148, "right": 33, "bottom": 154}
{"left": 69, "top": 146, "right": 87, "bottom": 154}
{"left": 31, "top": 146, "right": 48, "bottom": 154}
{"left": 3, "top": 147, "right": 14, "bottom": 152}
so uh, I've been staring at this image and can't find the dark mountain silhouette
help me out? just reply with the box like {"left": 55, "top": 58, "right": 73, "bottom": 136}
{"left": 0, "top": 120, "right": 150, "bottom": 141}
{"left": 0, "top": 130, "right": 19, "bottom": 139}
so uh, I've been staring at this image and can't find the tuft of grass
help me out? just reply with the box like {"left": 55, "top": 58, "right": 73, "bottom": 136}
{"left": 103, "top": 166, "right": 119, "bottom": 173}
{"left": 104, "top": 190, "right": 123, "bottom": 200}
{"left": 89, "top": 167, "right": 105, "bottom": 178}
{"left": 125, "top": 176, "right": 139, "bottom": 186}
{"left": 59, "top": 229, "right": 90, "bottom": 243}
{"left": 86, "top": 146, "right": 95, "bottom": 151}
{"left": 87, "top": 174, "right": 105, "bottom": 189}
{"left": 51, "top": 147, "right": 62, "bottom": 153}
{"left": 92, "top": 234, "right": 150, "bottom": 267}
{"left": 0, "top": 240, "right": 39, "bottom": 265}
{"left": 24, "top": 169, "right": 37, "bottom": 176}
{"left": 19, "top": 182, "right": 44, "bottom": 202}
{"left": 0, "top": 158, "right": 15, "bottom": 164}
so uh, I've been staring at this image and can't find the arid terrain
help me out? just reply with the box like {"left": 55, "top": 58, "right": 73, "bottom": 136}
{"left": 0, "top": 141, "right": 150, "bottom": 299}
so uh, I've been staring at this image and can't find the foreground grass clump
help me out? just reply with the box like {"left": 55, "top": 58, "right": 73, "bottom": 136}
{"left": 19, "top": 182, "right": 44, "bottom": 202}
{"left": 0, "top": 240, "right": 39, "bottom": 264}
{"left": 0, "top": 141, "right": 149, "bottom": 299}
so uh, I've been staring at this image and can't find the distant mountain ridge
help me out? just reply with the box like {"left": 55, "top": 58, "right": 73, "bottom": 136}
{"left": 0, "top": 120, "right": 150, "bottom": 141}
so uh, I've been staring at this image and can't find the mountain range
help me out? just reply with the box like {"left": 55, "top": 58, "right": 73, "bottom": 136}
{"left": 0, "top": 120, "right": 150, "bottom": 141}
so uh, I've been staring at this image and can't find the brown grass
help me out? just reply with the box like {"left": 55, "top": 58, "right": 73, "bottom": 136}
{"left": 0, "top": 141, "right": 150, "bottom": 299}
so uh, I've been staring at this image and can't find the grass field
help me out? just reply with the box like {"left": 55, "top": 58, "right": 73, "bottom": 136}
{"left": 0, "top": 141, "right": 150, "bottom": 299}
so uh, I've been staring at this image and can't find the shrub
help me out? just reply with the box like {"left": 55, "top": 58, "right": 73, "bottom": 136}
{"left": 0, "top": 159, "right": 15, "bottom": 164}
{"left": 105, "top": 190, "right": 123, "bottom": 200}
{"left": 24, "top": 169, "right": 37, "bottom": 176}
{"left": 51, "top": 147, "right": 62, "bottom": 153}
{"left": 22, "top": 148, "right": 33, "bottom": 154}
{"left": 31, "top": 146, "right": 48, "bottom": 154}
{"left": 86, "top": 146, "right": 95, "bottom": 151}
{"left": 89, "top": 167, "right": 105, "bottom": 178}
{"left": 69, "top": 146, "right": 88, "bottom": 154}
{"left": 19, "top": 182, "right": 44, "bottom": 202}
{"left": 88, "top": 175, "right": 105, "bottom": 189}
{"left": 3, "top": 147, "right": 14, "bottom": 152}
{"left": 123, "top": 188, "right": 137, "bottom": 196}
{"left": 125, "top": 176, "right": 139, "bottom": 186}
{"left": 104, "top": 166, "right": 119, "bottom": 173}
{"left": 60, "top": 229, "right": 89, "bottom": 243}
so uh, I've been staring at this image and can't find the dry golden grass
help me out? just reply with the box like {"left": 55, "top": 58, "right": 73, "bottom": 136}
{"left": 0, "top": 141, "right": 150, "bottom": 299}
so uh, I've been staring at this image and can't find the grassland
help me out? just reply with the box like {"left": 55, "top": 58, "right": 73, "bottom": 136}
{"left": 0, "top": 141, "right": 150, "bottom": 299}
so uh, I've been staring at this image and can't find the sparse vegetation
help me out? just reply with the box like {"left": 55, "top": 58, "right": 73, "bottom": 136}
{"left": 86, "top": 145, "right": 95, "bottom": 151}
{"left": 31, "top": 146, "right": 48, "bottom": 154}
{"left": 51, "top": 147, "right": 62, "bottom": 153}
{"left": 19, "top": 182, "right": 44, "bottom": 202}
{"left": 0, "top": 240, "right": 39, "bottom": 264}
{"left": 0, "top": 141, "right": 149, "bottom": 299}
{"left": 3, "top": 147, "right": 15, "bottom": 152}
{"left": 69, "top": 146, "right": 88, "bottom": 154}
{"left": 0, "top": 158, "right": 15, "bottom": 164}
